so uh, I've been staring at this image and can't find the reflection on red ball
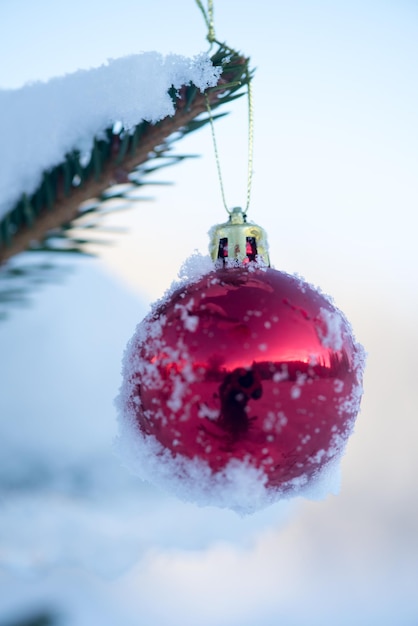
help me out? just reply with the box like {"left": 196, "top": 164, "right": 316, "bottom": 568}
{"left": 120, "top": 265, "right": 365, "bottom": 501}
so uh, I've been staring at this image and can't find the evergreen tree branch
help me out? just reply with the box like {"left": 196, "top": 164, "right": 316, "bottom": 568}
{"left": 0, "top": 45, "right": 251, "bottom": 264}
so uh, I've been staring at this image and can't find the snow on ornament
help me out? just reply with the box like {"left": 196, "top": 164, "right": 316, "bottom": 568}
{"left": 116, "top": 208, "right": 365, "bottom": 514}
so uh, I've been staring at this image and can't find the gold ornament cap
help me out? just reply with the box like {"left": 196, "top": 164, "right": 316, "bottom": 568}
{"left": 209, "top": 207, "right": 270, "bottom": 266}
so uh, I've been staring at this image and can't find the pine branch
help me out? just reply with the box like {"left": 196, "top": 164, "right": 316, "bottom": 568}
{"left": 0, "top": 45, "right": 251, "bottom": 264}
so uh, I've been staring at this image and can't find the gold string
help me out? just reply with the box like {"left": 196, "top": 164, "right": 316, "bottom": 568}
{"left": 204, "top": 93, "right": 229, "bottom": 212}
{"left": 196, "top": 0, "right": 254, "bottom": 215}
{"left": 195, "top": 0, "right": 215, "bottom": 45}
{"left": 245, "top": 73, "right": 254, "bottom": 214}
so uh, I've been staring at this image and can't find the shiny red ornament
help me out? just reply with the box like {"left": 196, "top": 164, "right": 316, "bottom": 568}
{"left": 118, "top": 263, "right": 364, "bottom": 503}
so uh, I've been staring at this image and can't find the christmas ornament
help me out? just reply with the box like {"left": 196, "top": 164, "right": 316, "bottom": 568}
{"left": 116, "top": 1, "right": 364, "bottom": 513}
{"left": 117, "top": 208, "right": 365, "bottom": 513}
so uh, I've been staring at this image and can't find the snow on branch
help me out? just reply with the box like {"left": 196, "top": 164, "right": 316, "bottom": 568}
{"left": 0, "top": 52, "right": 221, "bottom": 223}
{"left": 0, "top": 45, "right": 250, "bottom": 263}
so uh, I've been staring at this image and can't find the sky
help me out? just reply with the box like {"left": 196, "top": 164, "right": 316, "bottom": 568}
{"left": 18, "top": 0, "right": 416, "bottom": 322}
{"left": 1, "top": 1, "right": 418, "bottom": 624}
{"left": 1, "top": 1, "right": 417, "bottom": 305}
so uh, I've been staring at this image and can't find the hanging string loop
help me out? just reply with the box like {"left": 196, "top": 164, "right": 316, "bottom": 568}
{"left": 195, "top": 0, "right": 254, "bottom": 216}
{"left": 195, "top": 0, "right": 216, "bottom": 46}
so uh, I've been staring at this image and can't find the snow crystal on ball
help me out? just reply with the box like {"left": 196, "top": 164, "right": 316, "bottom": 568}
{"left": 290, "top": 386, "right": 302, "bottom": 399}
{"left": 174, "top": 299, "right": 199, "bottom": 332}
{"left": 178, "top": 251, "right": 215, "bottom": 283}
{"left": 317, "top": 307, "right": 344, "bottom": 350}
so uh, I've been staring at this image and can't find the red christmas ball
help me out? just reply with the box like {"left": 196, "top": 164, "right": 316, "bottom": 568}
{"left": 117, "top": 263, "right": 365, "bottom": 512}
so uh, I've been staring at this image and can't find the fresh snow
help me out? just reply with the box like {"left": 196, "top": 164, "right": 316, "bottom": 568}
{"left": 0, "top": 51, "right": 221, "bottom": 221}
